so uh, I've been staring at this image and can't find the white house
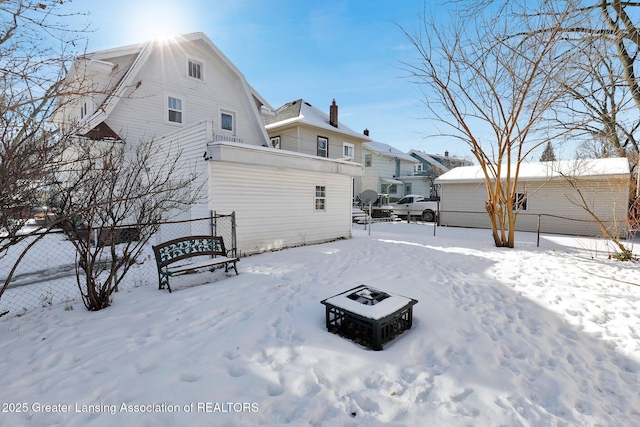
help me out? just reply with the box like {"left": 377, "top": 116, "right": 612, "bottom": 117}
{"left": 435, "top": 158, "right": 631, "bottom": 237}
{"left": 263, "top": 99, "right": 371, "bottom": 196}
{"left": 361, "top": 141, "right": 426, "bottom": 199}
{"left": 409, "top": 149, "right": 473, "bottom": 198}
{"left": 54, "top": 33, "right": 363, "bottom": 255}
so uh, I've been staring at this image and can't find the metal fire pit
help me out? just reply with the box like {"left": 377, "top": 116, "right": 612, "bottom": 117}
{"left": 321, "top": 285, "right": 418, "bottom": 351}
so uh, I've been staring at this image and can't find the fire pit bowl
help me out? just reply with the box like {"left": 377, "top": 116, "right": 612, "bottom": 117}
{"left": 320, "top": 285, "right": 418, "bottom": 351}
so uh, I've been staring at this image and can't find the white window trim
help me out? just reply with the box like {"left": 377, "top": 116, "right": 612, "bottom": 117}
{"left": 218, "top": 108, "right": 237, "bottom": 135}
{"left": 513, "top": 192, "right": 528, "bottom": 211}
{"left": 79, "top": 100, "right": 88, "bottom": 121}
{"left": 270, "top": 136, "right": 281, "bottom": 149}
{"left": 317, "top": 136, "right": 329, "bottom": 158}
{"left": 343, "top": 142, "right": 354, "bottom": 160}
{"left": 186, "top": 56, "right": 205, "bottom": 81}
{"left": 165, "top": 93, "right": 184, "bottom": 125}
{"left": 314, "top": 185, "right": 326, "bottom": 211}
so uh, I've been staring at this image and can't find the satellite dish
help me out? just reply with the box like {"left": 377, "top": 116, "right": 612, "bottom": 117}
{"left": 360, "top": 190, "right": 378, "bottom": 205}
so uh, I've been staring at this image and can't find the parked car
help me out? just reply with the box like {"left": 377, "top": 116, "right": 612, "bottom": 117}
{"left": 3, "top": 205, "right": 57, "bottom": 226}
{"left": 360, "top": 194, "right": 396, "bottom": 220}
{"left": 391, "top": 195, "right": 438, "bottom": 222}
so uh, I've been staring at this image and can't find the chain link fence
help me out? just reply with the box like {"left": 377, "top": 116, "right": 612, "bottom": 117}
{"left": 0, "top": 212, "right": 236, "bottom": 318}
{"left": 403, "top": 210, "right": 635, "bottom": 254}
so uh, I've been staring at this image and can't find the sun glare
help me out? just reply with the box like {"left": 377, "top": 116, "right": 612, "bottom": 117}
{"left": 125, "top": 1, "right": 194, "bottom": 43}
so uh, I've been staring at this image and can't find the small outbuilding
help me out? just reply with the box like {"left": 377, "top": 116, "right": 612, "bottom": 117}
{"left": 435, "top": 158, "right": 631, "bottom": 237}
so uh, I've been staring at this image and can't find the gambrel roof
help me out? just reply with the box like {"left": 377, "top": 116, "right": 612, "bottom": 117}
{"left": 55, "top": 32, "right": 273, "bottom": 141}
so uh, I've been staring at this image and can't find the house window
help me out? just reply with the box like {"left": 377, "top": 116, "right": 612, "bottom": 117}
{"left": 381, "top": 184, "right": 388, "bottom": 194}
{"left": 188, "top": 59, "right": 203, "bottom": 80}
{"left": 343, "top": 142, "right": 354, "bottom": 160}
{"left": 168, "top": 96, "right": 183, "bottom": 123}
{"left": 80, "top": 102, "right": 88, "bottom": 119}
{"left": 405, "top": 184, "right": 412, "bottom": 195}
{"left": 315, "top": 186, "right": 326, "bottom": 210}
{"left": 270, "top": 136, "right": 281, "bottom": 149}
{"left": 317, "top": 136, "right": 328, "bottom": 158}
{"left": 389, "top": 184, "right": 397, "bottom": 195}
{"left": 365, "top": 154, "right": 372, "bottom": 167}
{"left": 513, "top": 192, "right": 528, "bottom": 211}
{"left": 221, "top": 112, "right": 234, "bottom": 132}
{"left": 414, "top": 163, "right": 423, "bottom": 173}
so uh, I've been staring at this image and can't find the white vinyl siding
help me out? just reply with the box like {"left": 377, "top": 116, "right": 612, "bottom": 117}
{"left": 99, "top": 40, "right": 267, "bottom": 147}
{"left": 208, "top": 162, "right": 352, "bottom": 255}
{"left": 438, "top": 178, "right": 629, "bottom": 236}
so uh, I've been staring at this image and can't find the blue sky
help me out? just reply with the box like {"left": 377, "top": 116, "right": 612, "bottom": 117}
{"left": 64, "top": 0, "right": 471, "bottom": 159}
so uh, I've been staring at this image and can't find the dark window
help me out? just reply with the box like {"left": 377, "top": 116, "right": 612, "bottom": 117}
{"left": 188, "top": 60, "right": 202, "bottom": 79}
{"left": 168, "top": 96, "right": 183, "bottom": 123}
{"left": 317, "top": 136, "right": 328, "bottom": 157}
{"left": 513, "top": 192, "right": 528, "bottom": 211}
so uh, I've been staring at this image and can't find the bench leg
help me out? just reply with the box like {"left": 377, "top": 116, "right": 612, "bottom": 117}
{"left": 231, "top": 260, "right": 238, "bottom": 275}
{"left": 158, "top": 273, "right": 172, "bottom": 293}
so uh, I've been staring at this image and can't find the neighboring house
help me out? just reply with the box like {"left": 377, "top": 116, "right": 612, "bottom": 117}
{"left": 263, "top": 99, "right": 371, "bottom": 196}
{"left": 435, "top": 158, "right": 631, "bottom": 237}
{"left": 361, "top": 141, "right": 426, "bottom": 199}
{"left": 53, "top": 33, "right": 363, "bottom": 255}
{"left": 409, "top": 149, "right": 473, "bottom": 197}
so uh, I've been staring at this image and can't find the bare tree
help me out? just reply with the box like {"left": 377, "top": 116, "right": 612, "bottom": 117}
{"left": 54, "top": 137, "right": 200, "bottom": 311}
{"left": 400, "top": 3, "right": 580, "bottom": 247}
{"left": 0, "top": 1, "right": 91, "bottom": 307}
{"left": 556, "top": 160, "right": 633, "bottom": 259}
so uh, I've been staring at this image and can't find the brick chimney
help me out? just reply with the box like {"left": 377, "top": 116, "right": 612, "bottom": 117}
{"left": 363, "top": 128, "right": 369, "bottom": 136}
{"left": 329, "top": 99, "right": 338, "bottom": 127}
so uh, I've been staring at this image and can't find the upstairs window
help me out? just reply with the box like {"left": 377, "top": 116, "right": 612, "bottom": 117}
{"left": 221, "top": 112, "right": 234, "bottom": 132}
{"left": 168, "top": 96, "right": 183, "bottom": 124}
{"left": 365, "top": 154, "right": 372, "bottom": 167}
{"left": 343, "top": 142, "right": 354, "bottom": 160}
{"left": 270, "top": 136, "right": 281, "bottom": 149}
{"left": 188, "top": 59, "right": 203, "bottom": 80}
{"left": 80, "top": 102, "right": 88, "bottom": 120}
{"left": 317, "top": 136, "right": 328, "bottom": 158}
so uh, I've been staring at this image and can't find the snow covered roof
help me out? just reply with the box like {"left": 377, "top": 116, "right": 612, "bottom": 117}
{"left": 409, "top": 149, "right": 473, "bottom": 172}
{"left": 435, "top": 158, "right": 630, "bottom": 183}
{"left": 58, "top": 32, "right": 273, "bottom": 135}
{"left": 264, "top": 99, "right": 371, "bottom": 141}
{"left": 364, "top": 141, "right": 419, "bottom": 163}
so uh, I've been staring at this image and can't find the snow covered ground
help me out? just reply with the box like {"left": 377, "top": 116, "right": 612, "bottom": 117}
{"left": 0, "top": 223, "right": 638, "bottom": 426}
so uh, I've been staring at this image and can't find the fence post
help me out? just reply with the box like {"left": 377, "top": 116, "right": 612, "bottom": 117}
{"left": 231, "top": 211, "right": 237, "bottom": 257}
{"left": 537, "top": 214, "right": 541, "bottom": 247}
{"left": 435, "top": 201, "right": 440, "bottom": 237}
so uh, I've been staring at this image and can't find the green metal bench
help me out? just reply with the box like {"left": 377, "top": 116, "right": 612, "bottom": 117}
{"left": 152, "top": 235, "right": 238, "bottom": 293}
